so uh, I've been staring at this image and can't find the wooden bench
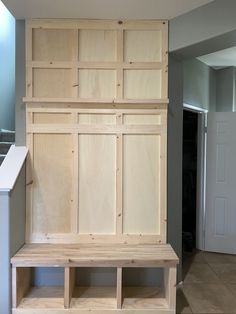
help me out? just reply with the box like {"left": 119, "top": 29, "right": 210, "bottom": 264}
{"left": 11, "top": 243, "right": 178, "bottom": 314}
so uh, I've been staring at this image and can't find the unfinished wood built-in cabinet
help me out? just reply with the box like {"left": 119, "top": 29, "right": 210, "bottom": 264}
{"left": 11, "top": 19, "right": 179, "bottom": 313}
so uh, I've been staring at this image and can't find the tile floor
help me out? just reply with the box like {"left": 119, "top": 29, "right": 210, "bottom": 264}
{"left": 177, "top": 250, "right": 236, "bottom": 314}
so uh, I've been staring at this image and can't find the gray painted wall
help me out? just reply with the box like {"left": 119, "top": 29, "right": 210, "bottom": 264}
{"left": 183, "top": 58, "right": 216, "bottom": 111}
{"left": 216, "top": 67, "right": 235, "bottom": 112}
{"left": 170, "top": 0, "right": 236, "bottom": 53}
{"left": 0, "top": 1, "right": 15, "bottom": 131}
{"left": 0, "top": 164, "right": 26, "bottom": 314}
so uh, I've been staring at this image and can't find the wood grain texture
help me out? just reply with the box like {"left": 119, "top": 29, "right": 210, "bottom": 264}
{"left": 124, "top": 70, "right": 161, "bottom": 99}
{"left": 32, "top": 134, "right": 73, "bottom": 234}
{"left": 26, "top": 105, "right": 167, "bottom": 244}
{"left": 79, "top": 30, "right": 116, "bottom": 62}
{"left": 27, "top": 19, "right": 168, "bottom": 101}
{"left": 33, "top": 69, "right": 72, "bottom": 98}
{"left": 123, "top": 135, "right": 161, "bottom": 234}
{"left": 65, "top": 267, "right": 75, "bottom": 308}
{"left": 124, "top": 30, "right": 161, "bottom": 62}
{"left": 11, "top": 244, "right": 179, "bottom": 267}
{"left": 78, "top": 70, "right": 116, "bottom": 99}
{"left": 33, "top": 113, "right": 71, "bottom": 124}
{"left": 117, "top": 268, "right": 122, "bottom": 309}
{"left": 12, "top": 267, "right": 31, "bottom": 308}
{"left": 33, "top": 29, "right": 74, "bottom": 61}
{"left": 78, "top": 135, "right": 116, "bottom": 234}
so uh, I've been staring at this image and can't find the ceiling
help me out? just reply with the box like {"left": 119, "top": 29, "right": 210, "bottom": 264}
{"left": 2, "top": 0, "right": 214, "bottom": 20}
{"left": 198, "top": 46, "right": 236, "bottom": 69}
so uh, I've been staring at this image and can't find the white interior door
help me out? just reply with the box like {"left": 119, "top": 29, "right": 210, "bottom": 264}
{"left": 205, "top": 112, "right": 236, "bottom": 254}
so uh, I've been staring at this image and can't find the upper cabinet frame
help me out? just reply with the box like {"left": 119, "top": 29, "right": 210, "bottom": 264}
{"left": 24, "top": 19, "right": 168, "bottom": 103}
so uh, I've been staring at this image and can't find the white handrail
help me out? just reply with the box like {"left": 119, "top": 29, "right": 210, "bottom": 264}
{"left": 0, "top": 145, "right": 28, "bottom": 192}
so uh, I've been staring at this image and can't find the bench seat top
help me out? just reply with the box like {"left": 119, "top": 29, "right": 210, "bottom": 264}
{"left": 11, "top": 243, "right": 179, "bottom": 267}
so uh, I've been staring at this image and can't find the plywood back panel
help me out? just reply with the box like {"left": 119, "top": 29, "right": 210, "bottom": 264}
{"left": 78, "top": 70, "right": 116, "bottom": 99}
{"left": 32, "top": 29, "right": 74, "bottom": 61}
{"left": 124, "top": 30, "right": 161, "bottom": 62}
{"left": 26, "top": 104, "right": 167, "bottom": 244}
{"left": 32, "top": 134, "right": 73, "bottom": 233}
{"left": 33, "top": 69, "right": 72, "bottom": 98}
{"left": 78, "top": 135, "right": 116, "bottom": 234}
{"left": 79, "top": 30, "right": 117, "bottom": 62}
{"left": 123, "top": 135, "right": 160, "bottom": 234}
{"left": 124, "top": 70, "right": 161, "bottom": 99}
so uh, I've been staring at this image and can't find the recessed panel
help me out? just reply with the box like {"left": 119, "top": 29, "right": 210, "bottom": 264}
{"left": 124, "top": 114, "right": 161, "bottom": 125}
{"left": 214, "top": 198, "right": 227, "bottom": 236}
{"left": 124, "top": 70, "right": 161, "bottom": 99}
{"left": 124, "top": 30, "right": 161, "bottom": 62}
{"left": 33, "top": 113, "right": 71, "bottom": 124}
{"left": 33, "top": 29, "right": 74, "bottom": 61}
{"left": 216, "top": 144, "right": 227, "bottom": 183}
{"left": 79, "top": 114, "right": 116, "bottom": 124}
{"left": 33, "top": 134, "right": 73, "bottom": 233}
{"left": 123, "top": 135, "right": 161, "bottom": 234}
{"left": 79, "top": 30, "right": 116, "bottom": 61}
{"left": 33, "top": 69, "right": 72, "bottom": 98}
{"left": 78, "top": 135, "right": 116, "bottom": 234}
{"left": 79, "top": 70, "right": 116, "bottom": 99}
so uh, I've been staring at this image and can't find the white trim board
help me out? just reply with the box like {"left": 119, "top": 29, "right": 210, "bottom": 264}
{"left": 0, "top": 145, "right": 28, "bottom": 192}
{"left": 183, "top": 103, "right": 208, "bottom": 113}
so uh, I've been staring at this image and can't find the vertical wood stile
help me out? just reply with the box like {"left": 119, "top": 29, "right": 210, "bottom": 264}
{"left": 116, "top": 29, "right": 124, "bottom": 100}
{"left": 116, "top": 114, "right": 123, "bottom": 235}
{"left": 64, "top": 267, "right": 75, "bottom": 309}
{"left": 161, "top": 22, "right": 168, "bottom": 100}
{"left": 164, "top": 266, "right": 177, "bottom": 309}
{"left": 160, "top": 112, "right": 167, "bottom": 243}
{"left": 71, "top": 113, "right": 79, "bottom": 233}
{"left": 117, "top": 267, "right": 123, "bottom": 309}
{"left": 72, "top": 29, "right": 79, "bottom": 98}
{"left": 26, "top": 23, "right": 33, "bottom": 97}
{"left": 26, "top": 109, "right": 34, "bottom": 243}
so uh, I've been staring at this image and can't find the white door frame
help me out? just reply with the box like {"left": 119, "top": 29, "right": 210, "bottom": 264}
{"left": 183, "top": 103, "right": 208, "bottom": 251}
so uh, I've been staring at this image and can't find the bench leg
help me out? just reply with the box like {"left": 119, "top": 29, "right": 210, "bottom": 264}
{"left": 164, "top": 266, "right": 177, "bottom": 310}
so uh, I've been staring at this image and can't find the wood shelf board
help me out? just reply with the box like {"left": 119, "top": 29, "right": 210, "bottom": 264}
{"left": 123, "top": 287, "right": 168, "bottom": 309}
{"left": 17, "top": 286, "right": 64, "bottom": 309}
{"left": 16, "top": 286, "right": 169, "bottom": 311}
{"left": 71, "top": 287, "right": 117, "bottom": 309}
{"left": 11, "top": 244, "right": 179, "bottom": 267}
{"left": 23, "top": 97, "right": 169, "bottom": 104}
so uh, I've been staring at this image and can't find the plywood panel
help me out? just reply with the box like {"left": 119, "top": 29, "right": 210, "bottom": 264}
{"left": 32, "top": 134, "right": 73, "bottom": 233}
{"left": 124, "top": 70, "right": 161, "bottom": 99}
{"left": 123, "top": 135, "right": 160, "bottom": 234}
{"left": 32, "top": 29, "right": 74, "bottom": 61}
{"left": 33, "top": 69, "right": 72, "bottom": 98}
{"left": 124, "top": 114, "right": 161, "bottom": 125}
{"left": 124, "top": 30, "right": 161, "bottom": 62}
{"left": 78, "top": 135, "right": 116, "bottom": 234}
{"left": 33, "top": 113, "right": 71, "bottom": 124}
{"left": 79, "top": 30, "right": 116, "bottom": 62}
{"left": 79, "top": 114, "right": 116, "bottom": 124}
{"left": 78, "top": 70, "right": 116, "bottom": 99}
